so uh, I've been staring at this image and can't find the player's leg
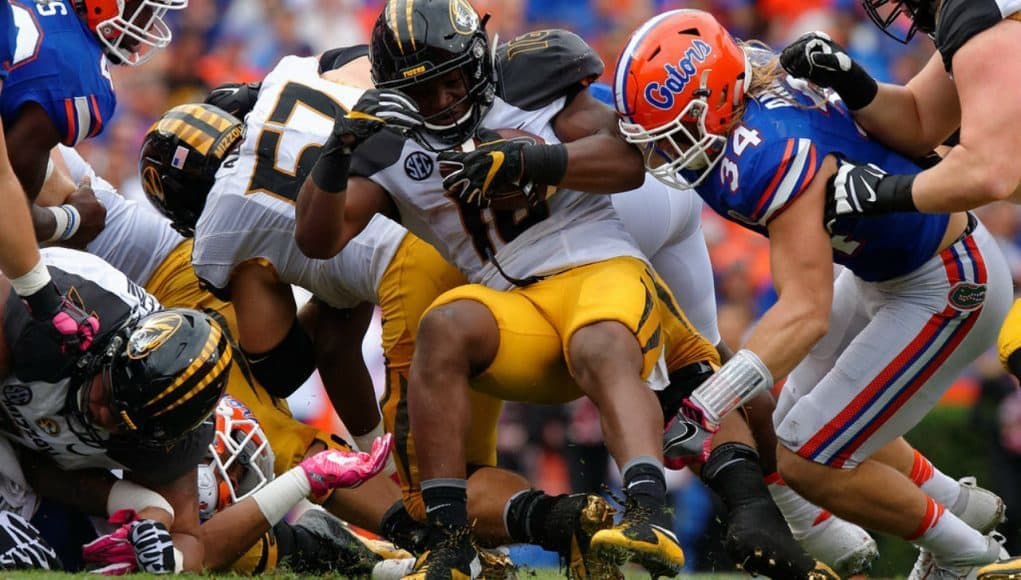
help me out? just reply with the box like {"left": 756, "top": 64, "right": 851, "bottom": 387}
{"left": 777, "top": 222, "right": 1012, "bottom": 572}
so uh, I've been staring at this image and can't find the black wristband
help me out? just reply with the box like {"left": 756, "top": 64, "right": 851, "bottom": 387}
{"left": 834, "top": 68, "right": 878, "bottom": 111}
{"left": 877, "top": 173, "right": 918, "bottom": 212}
{"left": 309, "top": 137, "right": 352, "bottom": 193}
{"left": 521, "top": 143, "right": 568, "bottom": 185}
{"left": 23, "top": 281, "right": 62, "bottom": 320}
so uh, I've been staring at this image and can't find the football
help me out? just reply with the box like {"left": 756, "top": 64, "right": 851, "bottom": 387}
{"left": 440, "top": 128, "right": 557, "bottom": 211}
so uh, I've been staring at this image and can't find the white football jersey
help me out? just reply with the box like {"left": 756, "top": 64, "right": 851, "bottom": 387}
{"left": 192, "top": 56, "right": 408, "bottom": 309}
{"left": 59, "top": 146, "right": 186, "bottom": 287}
{"left": 0, "top": 249, "right": 160, "bottom": 471}
{"left": 357, "top": 96, "right": 646, "bottom": 291}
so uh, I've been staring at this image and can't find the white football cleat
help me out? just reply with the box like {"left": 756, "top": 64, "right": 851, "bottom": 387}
{"left": 912, "top": 533, "right": 1008, "bottom": 580}
{"left": 953, "top": 477, "right": 1006, "bottom": 535}
{"left": 798, "top": 514, "right": 879, "bottom": 576}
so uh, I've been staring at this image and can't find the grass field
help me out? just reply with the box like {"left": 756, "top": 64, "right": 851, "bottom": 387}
{"left": 0, "top": 573, "right": 752, "bottom": 579}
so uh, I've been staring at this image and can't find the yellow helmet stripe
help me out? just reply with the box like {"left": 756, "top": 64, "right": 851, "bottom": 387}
{"left": 150, "top": 341, "right": 232, "bottom": 417}
{"left": 407, "top": 0, "right": 416, "bottom": 50}
{"left": 159, "top": 107, "right": 233, "bottom": 156}
{"left": 388, "top": 0, "right": 404, "bottom": 54}
{"left": 144, "top": 322, "right": 222, "bottom": 407}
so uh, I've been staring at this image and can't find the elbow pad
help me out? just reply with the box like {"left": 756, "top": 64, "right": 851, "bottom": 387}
{"left": 243, "top": 320, "right": 315, "bottom": 398}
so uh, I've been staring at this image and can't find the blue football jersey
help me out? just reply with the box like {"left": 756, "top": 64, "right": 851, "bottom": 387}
{"left": 2, "top": 0, "right": 115, "bottom": 145}
{"left": 693, "top": 75, "right": 949, "bottom": 282}
{"left": 0, "top": 2, "right": 15, "bottom": 80}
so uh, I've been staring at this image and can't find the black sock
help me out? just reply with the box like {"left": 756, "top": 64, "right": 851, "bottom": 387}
{"left": 505, "top": 490, "right": 559, "bottom": 546}
{"left": 622, "top": 457, "right": 670, "bottom": 528}
{"left": 702, "top": 443, "right": 771, "bottom": 510}
{"left": 380, "top": 501, "right": 429, "bottom": 553}
{"left": 420, "top": 479, "right": 468, "bottom": 529}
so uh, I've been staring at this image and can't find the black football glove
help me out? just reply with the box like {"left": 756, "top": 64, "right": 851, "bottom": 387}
{"left": 310, "top": 89, "right": 423, "bottom": 191}
{"left": 438, "top": 130, "right": 531, "bottom": 208}
{"left": 825, "top": 158, "right": 917, "bottom": 231}
{"left": 337, "top": 89, "right": 424, "bottom": 148}
{"left": 14, "top": 281, "right": 100, "bottom": 382}
{"left": 780, "top": 32, "right": 878, "bottom": 110}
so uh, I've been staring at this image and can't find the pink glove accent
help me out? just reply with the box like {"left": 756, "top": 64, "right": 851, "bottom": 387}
{"left": 52, "top": 304, "right": 99, "bottom": 353}
{"left": 300, "top": 433, "right": 393, "bottom": 495}
{"left": 663, "top": 400, "right": 717, "bottom": 470}
{"left": 82, "top": 510, "right": 138, "bottom": 573}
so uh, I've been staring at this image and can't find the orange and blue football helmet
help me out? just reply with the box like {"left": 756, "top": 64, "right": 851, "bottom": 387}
{"left": 613, "top": 10, "right": 749, "bottom": 188}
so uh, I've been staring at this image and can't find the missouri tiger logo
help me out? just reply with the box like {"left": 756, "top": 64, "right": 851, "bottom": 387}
{"left": 127, "top": 312, "right": 183, "bottom": 359}
{"left": 142, "top": 166, "right": 164, "bottom": 203}
{"left": 449, "top": 0, "right": 478, "bottom": 35}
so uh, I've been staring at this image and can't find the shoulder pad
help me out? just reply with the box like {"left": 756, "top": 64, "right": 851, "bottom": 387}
{"left": 318, "top": 44, "right": 369, "bottom": 73}
{"left": 495, "top": 29, "right": 604, "bottom": 111}
{"left": 935, "top": 0, "right": 1003, "bottom": 71}
{"left": 350, "top": 129, "right": 409, "bottom": 178}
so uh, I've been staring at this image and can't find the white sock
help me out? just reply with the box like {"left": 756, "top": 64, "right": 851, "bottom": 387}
{"left": 910, "top": 497, "right": 990, "bottom": 563}
{"left": 766, "top": 473, "right": 830, "bottom": 540}
{"left": 910, "top": 450, "right": 961, "bottom": 509}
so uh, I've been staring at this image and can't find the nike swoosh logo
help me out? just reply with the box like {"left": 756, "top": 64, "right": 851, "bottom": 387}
{"left": 859, "top": 179, "right": 877, "bottom": 202}
{"left": 482, "top": 151, "right": 505, "bottom": 193}
{"left": 425, "top": 503, "right": 452, "bottom": 514}
{"left": 650, "top": 524, "right": 680, "bottom": 544}
{"left": 664, "top": 421, "right": 698, "bottom": 449}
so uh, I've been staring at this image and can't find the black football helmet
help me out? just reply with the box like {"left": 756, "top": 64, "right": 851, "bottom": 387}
{"left": 139, "top": 103, "right": 244, "bottom": 237}
{"left": 863, "top": 0, "right": 938, "bottom": 42}
{"left": 370, "top": 0, "right": 496, "bottom": 149}
{"left": 70, "top": 309, "right": 233, "bottom": 447}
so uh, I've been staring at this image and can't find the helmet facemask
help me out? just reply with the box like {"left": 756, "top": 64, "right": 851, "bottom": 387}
{"left": 862, "top": 0, "right": 938, "bottom": 43}
{"left": 197, "top": 398, "right": 275, "bottom": 520}
{"left": 90, "top": 0, "right": 188, "bottom": 66}
{"left": 619, "top": 91, "right": 727, "bottom": 188}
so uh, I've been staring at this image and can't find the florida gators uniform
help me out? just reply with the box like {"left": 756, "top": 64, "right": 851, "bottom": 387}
{"left": 0, "top": 2, "right": 16, "bottom": 78}
{"left": 692, "top": 69, "right": 1011, "bottom": 468}
{"left": 57, "top": 146, "right": 352, "bottom": 483}
{"left": 2, "top": 0, "right": 114, "bottom": 145}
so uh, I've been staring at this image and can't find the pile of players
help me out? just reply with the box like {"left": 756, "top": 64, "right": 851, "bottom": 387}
{"left": 1, "top": 0, "right": 1021, "bottom": 578}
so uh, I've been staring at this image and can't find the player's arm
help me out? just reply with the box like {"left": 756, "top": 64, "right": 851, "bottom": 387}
{"left": 128, "top": 467, "right": 204, "bottom": 572}
{"left": 551, "top": 88, "right": 646, "bottom": 193}
{"left": 295, "top": 173, "right": 394, "bottom": 259}
{"left": 743, "top": 156, "right": 834, "bottom": 378}
{"left": 781, "top": 34, "right": 960, "bottom": 158}
{"left": 227, "top": 264, "right": 315, "bottom": 398}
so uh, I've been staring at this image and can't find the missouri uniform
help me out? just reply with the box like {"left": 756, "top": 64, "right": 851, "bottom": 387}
{"left": 59, "top": 146, "right": 344, "bottom": 478}
{"left": 353, "top": 31, "right": 718, "bottom": 517}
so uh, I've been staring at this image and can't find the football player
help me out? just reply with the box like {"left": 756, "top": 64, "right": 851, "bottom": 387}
{"left": 83, "top": 394, "right": 393, "bottom": 574}
{"left": 2, "top": 0, "right": 184, "bottom": 243}
{"left": 779, "top": 0, "right": 1021, "bottom": 215}
{"left": 0, "top": 247, "right": 231, "bottom": 572}
{"left": 291, "top": 1, "right": 829, "bottom": 576}
{"left": 614, "top": 9, "right": 1012, "bottom": 578}
{"left": 41, "top": 143, "right": 422, "bottom": 549}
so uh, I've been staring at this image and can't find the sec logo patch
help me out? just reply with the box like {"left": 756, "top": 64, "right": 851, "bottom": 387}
{"left": 2, "top": 385, "right": 31, "bottom": 406}
{"left": 404, "top": 152, "right": 434, "bottom": 181}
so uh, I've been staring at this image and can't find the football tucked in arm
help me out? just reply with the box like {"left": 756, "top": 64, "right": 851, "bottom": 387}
{"left": 440, "top": 128, "right": 558, "bottom": 211}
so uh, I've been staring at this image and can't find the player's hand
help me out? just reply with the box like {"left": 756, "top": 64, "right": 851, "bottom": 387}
{"left": 780, "top": 32, "right": 878, "bottom": 110}
{"left": 300, "top": 433, "right": 393, "bottom": 495}
{"left": 336, "top": 89, "right": 424, "bottom": 149}
{"left": 83, "top": 510, "right": 177, "bottom": 575}
{"left": 0, "top": 511, "right": 61, "bottom": 570}
{"left": 64, "top": 176, "right": 107, "bottom": 249}
{"left": 14, "top": 280, "right": 100, "bottom": 382}
{"left": 438, "top": 130, "right": 530, "bottom": 208}
{"left": 825, "top": 158, "right": 917, "bottom": 230}
{"left": 663, "top": 399, "right": 716, "bottom": 469}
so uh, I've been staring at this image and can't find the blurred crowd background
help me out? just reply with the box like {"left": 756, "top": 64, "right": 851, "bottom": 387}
{"left": 76, "top": 0, "right": 1021, "bottom": 574}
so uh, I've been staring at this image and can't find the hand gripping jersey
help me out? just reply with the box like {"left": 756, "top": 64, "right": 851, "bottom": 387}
{"left": 935, "top": 0, "right": 1021, "bottom": 70}
{"left": 353, "top": 30, "right": 646, "bottom": 290}
{"left": 192, "top": 55, "right": 407, "bottom": 309}
{"left": 0, "top": 248, "right": 159, "bottom": 471}
{"left": 1, "top": 0, "right": 115, "bottom": 145}
{"left": 58, "top": 146, "right": 185, "bottom": 286}
{"left": 694, "top": 73, "right": 949, "bottom": 282}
